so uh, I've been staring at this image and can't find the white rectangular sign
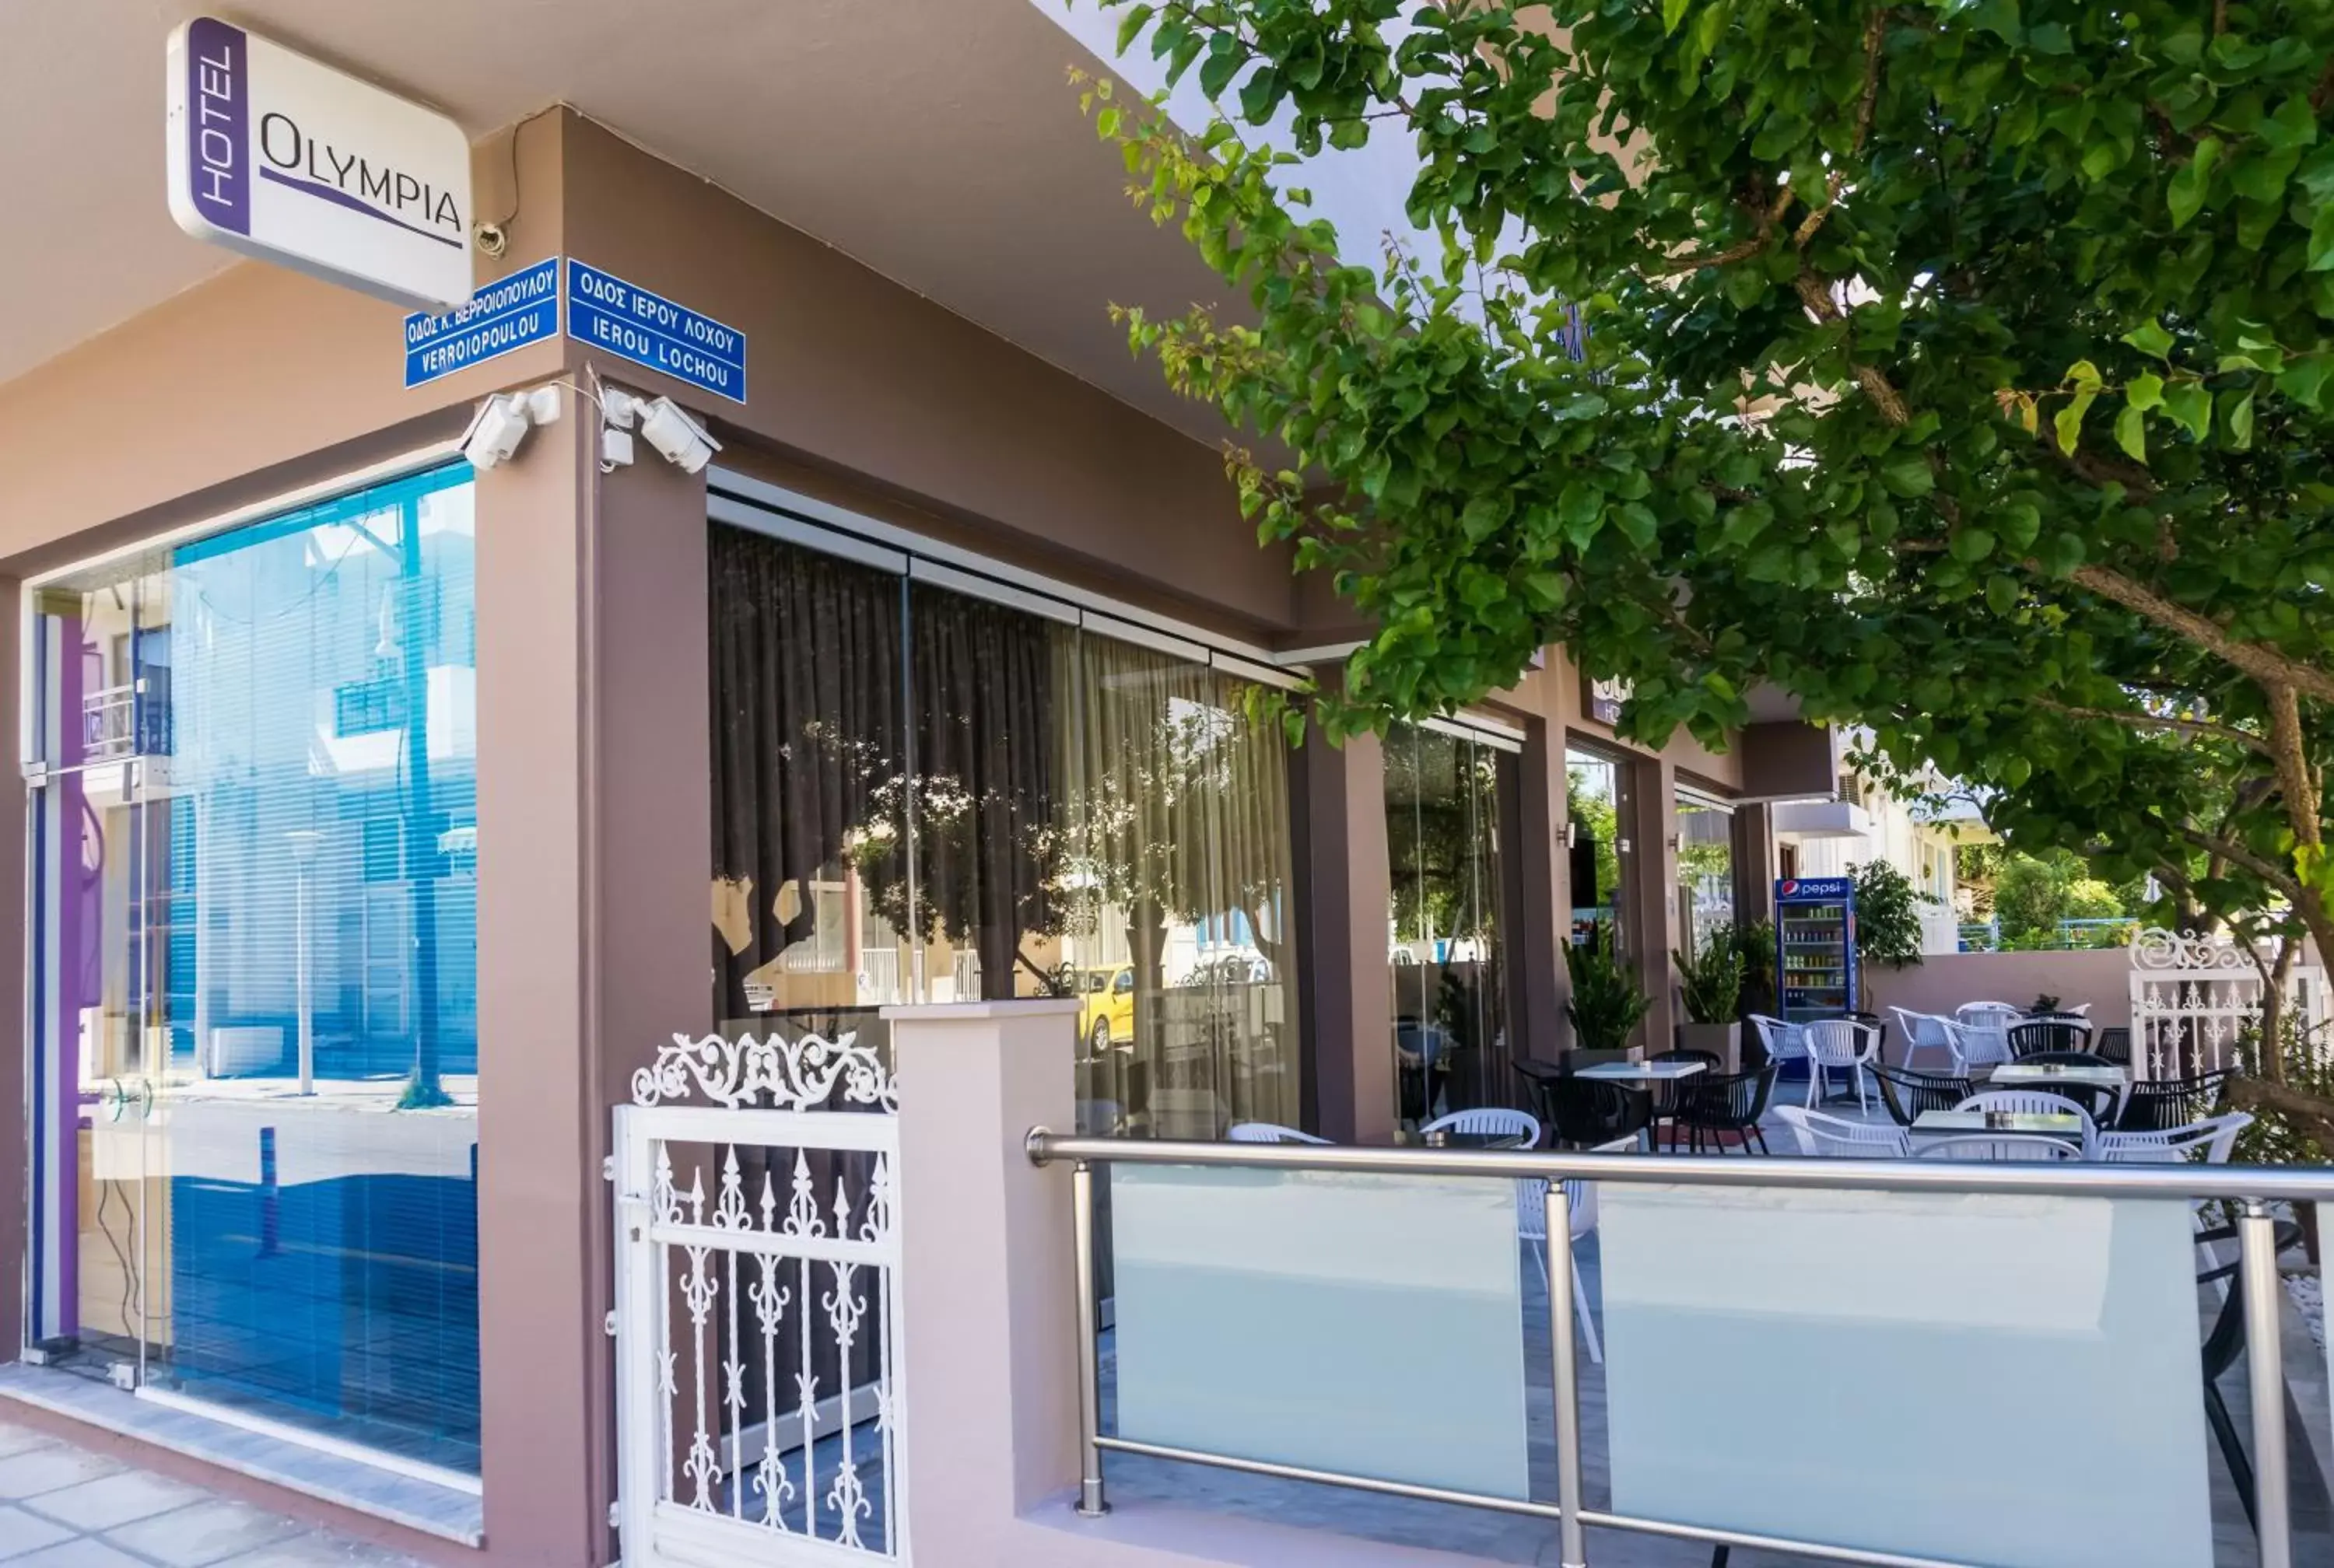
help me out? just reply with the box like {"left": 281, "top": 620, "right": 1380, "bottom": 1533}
{"left": 166, "top": 17, "right": 474, "bottom": 311}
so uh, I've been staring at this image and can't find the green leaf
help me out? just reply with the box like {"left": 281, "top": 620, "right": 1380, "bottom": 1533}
{"left": 1558, "top": 481, "right": 1604, "bottom": 545}
{"left": 2113, "top": 402, "right": 2147, "bottom": 462}
{"left": 1950, "top": 527, "right": 1997, "bottom": 562}
{"left": 2052, "top": 388, "right": 2095, "bottom": 455}
{"left": 2162, "top": 381, "right": 2213, "bottom": 439}
{"left": 1614, "top": 502, "right": 1659, "bottom": 550}
{"left": 2121, "top": 320, "right": 2175, "bottom": 361}
{"left": 1663, "top": 0, "right": 1691, "bottom": 35}
{"left": 2167, "top": 138, "right": 2223, "bottom": 230}
{"left": 1113, "top": 3, "right": 1155, "bottom": 56}
{"left": 2127, "top": 371, "right": 2165, "bottom": 411}
{"left": 1197, "top": 35, "right": 1246, "bottom": 100}
{"left": 2276, "top": 356, "right": 2332, "bottom": 411}
{"left": 2224, "top": 388, "right": 2255, "bottom": 450}
{"left": 2064, "top": 359, "right": 2103, "bottom": 392}
{"left": 1879, "top": 456, "right": 1934, "bottom": 497}
{"left": 2311, "top": 203, "right": 2334, "bottom": 271}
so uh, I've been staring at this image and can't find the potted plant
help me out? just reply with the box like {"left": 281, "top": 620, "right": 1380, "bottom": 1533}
{"left": 1564, "top": 921, "right": 1652, "bottom": 1069}
{"left": 1673, "top": 927, "right": 1747, "bottom": 1073}
{"left": 1850, "top": 860, "right": 1936, "bottom": 1009}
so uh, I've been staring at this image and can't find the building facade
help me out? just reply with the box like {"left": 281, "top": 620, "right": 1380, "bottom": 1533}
{"left": 0, "top": 22, "right": 1843, "bottom": 1563}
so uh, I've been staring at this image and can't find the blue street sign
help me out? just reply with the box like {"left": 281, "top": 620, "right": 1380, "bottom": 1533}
{"left": 565, "top": 260, "right": 747, "bottom": 404}
{"left": 401, "top": 257, "right": 561, "bottom": 388}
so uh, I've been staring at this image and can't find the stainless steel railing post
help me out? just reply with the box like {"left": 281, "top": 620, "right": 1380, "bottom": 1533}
{"left": 1545, "top": 1181, "right": 1589, "bottom": 1568}
{"left": 2238, "top": 1199, "right": 2291, "bottom": 1568}
{"left": 1072, "top": 1158, "right": 1109, "bottom": 1517}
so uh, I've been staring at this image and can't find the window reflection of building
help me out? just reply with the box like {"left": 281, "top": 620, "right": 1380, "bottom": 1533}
{"left": 706, "top": 524, "right": 1302, "bottom": 1142}
{"left": 1386, "top": 722, "right": 1515, "bottom": 1123}
{"left": 26, "top": 465, "right": 482, "bottom": 1475}
{"left": 1674, "top": 790, "right": 1736, "bottom": 957}
{"left": 1566, "top": 749, "right": 1628, "bottom": 949}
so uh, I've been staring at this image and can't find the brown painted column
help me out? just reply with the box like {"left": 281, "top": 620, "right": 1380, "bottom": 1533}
{"left": 1299, "top": 719, "right": 1396, "bottom": 1143}
{"left": 474, "top": 409, "right": 601, "bottom": 1567}
{"left": 583, "top": 435, "right": 713, "bottom": 1556}
{"left": 1624, "top": 753, "right": 1680, "bottom": 1052}
{"left": 1736, "top": 805, "right": 1777, "bottom": 929}
{"left": 1512, "top": 716, "right": 1572, "bottom": 1062}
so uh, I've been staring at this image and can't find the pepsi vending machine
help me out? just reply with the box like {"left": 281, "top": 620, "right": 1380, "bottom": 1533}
{"left": 1775, "top": 877, "right": 1857, "bottom": 1022}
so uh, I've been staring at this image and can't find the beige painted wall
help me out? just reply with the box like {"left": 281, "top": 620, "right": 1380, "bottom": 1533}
{"left": 1867, "top": 947, "right": 2135, "bottom": 1045}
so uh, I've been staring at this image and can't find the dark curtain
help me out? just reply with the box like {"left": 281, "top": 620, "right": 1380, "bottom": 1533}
{"left": 907, "top": 584, "right": 1060, "bottom": 999}
{"left": 708, "top": 525, "right": 905, "bottom": 1024}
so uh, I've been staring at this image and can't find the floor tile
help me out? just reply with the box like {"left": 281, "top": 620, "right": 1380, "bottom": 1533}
{"left": 211, "top": 1536, "right": 419, "bottom": 1568}
{"left": 103, "top": 1500, "right": 306, "bottom": 1567}
{"left": 0, "top": 1448, "right": 126, "bottom": 1502}
{"left": 0, "top": 1506, "right": 76, "bottom": 1562}
{"left": 0, "top": 1427, "right": 56, "bottom": 1461}
{"left": 5, "top": 1542, "right": 153, "bottom": 1568}
{"left": 24, "top": 1472, "right": 206, "bottom": 1531}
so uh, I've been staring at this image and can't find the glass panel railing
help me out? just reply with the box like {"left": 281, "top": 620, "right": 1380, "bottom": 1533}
{"left": 1596, "top": 1185, "right": 2213, "bottom": 1567}
{"left": 1109, "top": 1164, "right": 1531, "bottom": 1498}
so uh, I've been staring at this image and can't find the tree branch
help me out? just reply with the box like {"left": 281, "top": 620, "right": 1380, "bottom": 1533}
{"left": 1852, "top": 9, "right": 1889, "bottom": 152}
{"left": 2029, "top": 696, "right": 2272, "bottom": 755}
{"left": 2171, "top": 824, "right": 2306, "bottom": 901}
{"left": 2227, "top": 1076, "right": 2334, "bottom": 1155}
{"left": 2068, "top": 565, "right": 2334, "bottom": 705}
{"left": 1648, "top": 234, "right": 1768, "bottom": 277}
{"left": 2264, "top": 679, "right": 2324, "bottom": 848}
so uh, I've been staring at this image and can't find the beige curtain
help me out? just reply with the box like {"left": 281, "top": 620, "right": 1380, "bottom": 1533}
{"left": 1058, "top": 633, "right": 1302, "bottom": 1137}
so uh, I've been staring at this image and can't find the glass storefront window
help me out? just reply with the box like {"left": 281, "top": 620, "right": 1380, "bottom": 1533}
{"left": 1675, "top": 791, "right": 1736, "bottom": 956}
{"left": 1566, "top": 749, "right": 1628, "bottom": 949}
{"left": 1386, "top": 723, "right": 1512, "bottom": 1122}
{"left": 26, "top": 465, "right": 481, "bottom": 1474}
{"left": 706, "top": 525, "right": 1303, "bottom": 1139}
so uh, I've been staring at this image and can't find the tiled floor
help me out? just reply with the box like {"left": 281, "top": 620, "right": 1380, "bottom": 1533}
{"left": 0, "top": 1419, "right": 425, "bottom": 1568}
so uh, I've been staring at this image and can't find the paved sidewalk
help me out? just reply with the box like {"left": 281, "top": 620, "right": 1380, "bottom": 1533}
{"left": 0, "top": 1416, "right": 426, "bottom": 1568}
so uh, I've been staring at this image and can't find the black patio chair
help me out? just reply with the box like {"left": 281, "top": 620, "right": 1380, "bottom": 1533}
{"left": 1544, "top": 1075, "right": 1656, "bottom": 1149}
{"left": 2028, "top": 1079, "right": 2120, "bottom": 1125}
{"left": 1671, "top": 1064, "right": 1778, "bottom": 1154}
{"left": 2007, "top": 1018, "right": 2094, "bottom": 1059}
{"left": 2094, "top": 1025, "right": 2133, "bottom": 1066}
{"left": 1870, "top": 1062, "right": 1976, "bottom": 1127}
{"left": 1849, "top": 1011, "right": 1891, "bottom": 1062}
{"left": 2119, "top": 1066, "right": 2238, "bottom": 1132}
{"left": 1649, "top": 1047, "right": 1721, "bottom": 1124}
{"left": 1512, "top": 1057, "right": 1568, "bottom": 1126}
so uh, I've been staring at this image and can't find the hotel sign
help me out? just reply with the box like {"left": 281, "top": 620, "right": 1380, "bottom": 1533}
{"left": 1583, "top": 673, "right": 1633, "bottom": 726}
{"left": 166, "top": 18, "right": 474, "bottom": 312}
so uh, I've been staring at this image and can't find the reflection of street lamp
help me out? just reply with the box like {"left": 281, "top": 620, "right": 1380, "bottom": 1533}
{"left": 287, "top": 829, "right": 320, "bottom": 1095}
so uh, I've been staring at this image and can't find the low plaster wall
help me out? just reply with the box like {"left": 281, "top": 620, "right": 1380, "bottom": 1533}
{"left": 1866, "top": 947, "right": 2135, "bottom": 1052}
{"left": 888, "top": 999, "right": 1547, "bottom": 1568}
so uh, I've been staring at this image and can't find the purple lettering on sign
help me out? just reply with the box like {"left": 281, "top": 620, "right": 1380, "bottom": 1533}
{"left": 185, "top": 17, "right": 248, "bottom": 235}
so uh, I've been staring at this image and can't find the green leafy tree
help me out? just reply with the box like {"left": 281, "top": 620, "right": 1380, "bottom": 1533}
{"left": 1076, "top": 0, "right": 2334, "bottom": 1118}
{"left": 1849, "top": 859, "right": 1933, "bottom": 1005}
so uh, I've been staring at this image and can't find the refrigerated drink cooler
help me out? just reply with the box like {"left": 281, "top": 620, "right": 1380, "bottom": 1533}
{"left": 1775, "top": 877, "right": 1858, "bottom": 1024}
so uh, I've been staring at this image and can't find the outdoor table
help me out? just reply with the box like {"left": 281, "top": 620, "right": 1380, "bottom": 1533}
{"left": 1575, "top": 1060, "right": 1710, "bottom": 1084}
{"left": 1417, "top": 1128, "right": 1533, "bottom": 1150}
{"left": 1990, "top": 1059, "right": 2128, "bottom": 1126}
{"left": 1910, "top": 1108, "right": 2086, "bottom": 1143}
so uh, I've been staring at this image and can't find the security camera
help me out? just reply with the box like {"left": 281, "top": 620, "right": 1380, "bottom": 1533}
{"left": 638, "top": 396, "right": 721, "bottom": 474}
{"left": 461, "top": 385, "right": 562, "bottom": 470}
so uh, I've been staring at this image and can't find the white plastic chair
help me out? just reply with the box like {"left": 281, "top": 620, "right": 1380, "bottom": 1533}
{"left": 1520, "top": 1135, "right": 1635, "bottom": 1367}
{"left": 2097, "top": 1111, "right": 2253, "bottom": 1165}
{"left": 1774, "top": 1105, "right": 1910, "bottom": 1158}
{"left": 1953, "top": 1090, "right": 2101, "bottom": 1157}
{"left": 1228, "top": 1122, "right": 1330, "bottom": 1144}
{"left": 1915, "top": 1133, "right": 2083, "bottom": 1163}
{"left": 1749, "top": 1013, "right": 1805, "bottom": 1063}
{"left": 1421, "top": 1107, "right": 1544, "bottom": 1146}
{"left": 1890, "top": 1008, "right": 1969, "bottom": 1073}
{"left": 1801, "top": 1018, "right": 1880, "bottom": 1112}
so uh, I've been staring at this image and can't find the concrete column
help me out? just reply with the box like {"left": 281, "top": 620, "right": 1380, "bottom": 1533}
{"left": 1512, "top": 717, "right": 1572, "bottom": 1062}
{"left": 474, "top": 409, "right": 601, "bottom": 1568}
{"left": 1624, "top": 754, "right": 1679, "bottom": 1052}
{"left": 1297, "top": 723, "right": 1394, "bottom": 1143}
{"left": 1736, "top": 805, "right": 1777, "bottom": 930}
{"left": 888, "top": 999, "right": 1084, "bottom": 1563}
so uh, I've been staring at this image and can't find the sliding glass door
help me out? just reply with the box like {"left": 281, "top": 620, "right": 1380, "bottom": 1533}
{"left": 26, "top": 466, "right": 482, "bottom": 1475}
{"left": 706, "top": 522, "right": 1303, "bottom": 1139}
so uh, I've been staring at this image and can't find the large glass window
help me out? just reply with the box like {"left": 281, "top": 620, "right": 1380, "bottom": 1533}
{"left": 1386, "top": 723, "right": 1512, "bottom": 1122}
{"left": 1566, "top": 748, "right": 1628, "bottom": 949}
{"left": 706, "top": 525, "right": 1302, "bottom": 1139}
{"left": 1674, "top": 790, "right": 1736, "bottom": 957}
{"left": 26, "top": 466, "right": 480, "bottom": 1474}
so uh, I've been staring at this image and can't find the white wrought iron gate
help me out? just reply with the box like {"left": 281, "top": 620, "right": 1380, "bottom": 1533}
{"left": 2128, "top": 927, "right": 2328, "bottom": 1082}
{"left": 613, "top": 1033, "right": 906, "bottom": 1567}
